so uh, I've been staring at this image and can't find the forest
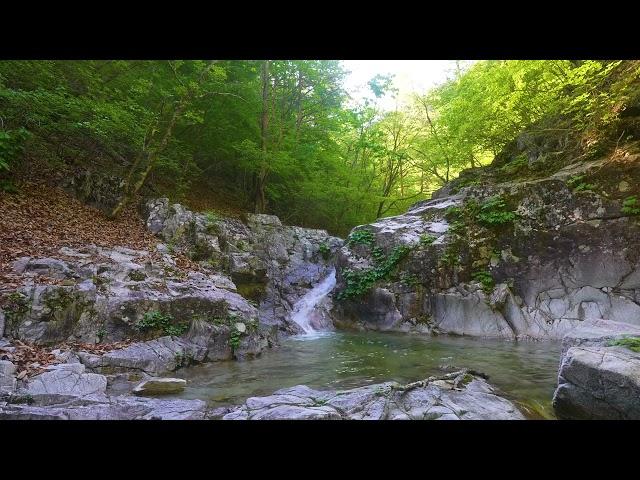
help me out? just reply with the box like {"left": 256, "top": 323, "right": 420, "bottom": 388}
{"left": 1, "top": 60, "right": 636, "bottom": 235}
{"left": 1, "top": 59, "right": 640, "bottom": 423}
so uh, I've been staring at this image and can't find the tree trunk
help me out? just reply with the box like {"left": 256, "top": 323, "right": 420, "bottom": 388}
{"left": 254, "top": 60, "right": 270, "bottom": 213}
{"left": 109, "top": 61, "right": 217, "bottom": 218}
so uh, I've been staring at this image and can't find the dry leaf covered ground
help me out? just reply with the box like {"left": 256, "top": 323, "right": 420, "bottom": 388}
{"left": 0, "top": 181, "right": 199, "bottom": 293}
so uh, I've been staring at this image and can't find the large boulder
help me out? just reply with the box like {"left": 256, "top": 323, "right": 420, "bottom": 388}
{"left": 553, "top": 320, "right": 640, "bottom": 419}
{"left": 18, "top": 363, "right": 108, "bottom": 405}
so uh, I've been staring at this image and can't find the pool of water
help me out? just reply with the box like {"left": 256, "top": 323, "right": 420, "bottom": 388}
{"left": 170, "top": 331, "right": 563, "bottom": 419}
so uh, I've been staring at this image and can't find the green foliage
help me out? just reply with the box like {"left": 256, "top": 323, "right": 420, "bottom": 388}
{"left": 471, "top": 270, "right": 495, "bottom": 292}
{"left": 419, "top": 233, "right": 436, "bottom": 246}
{"left": 347, "top": 229, "right": 375, "bottom": 247}
{"left": 96, "top": 325, "right": 107, "bottom": 342}
{"left": 229, "top": 328, "right": 242, "bottom": 352}
{"left": 400, "top": 272, "right": 421, "bottom": 287}
{"left": 498, "top": 154, "right": 529, "bottom": 176}
{"left": 1, "top": 292, "right": 30, "bottom": 329}
{"left": 0, "top": 127, "right": 30, "bottom": 173}
{"left": 205, "top": 210, "right": 221, "bottom": 224}
{"left": 134, "top": 311, "right": 189, "bottom": 337}
{"left": 440, "top": 245, "right": 460, "bottom": 267}
{"left": 567, "top": 175, "right": 595, "bottom": 193}
{"left": 318, "top": 242, "right": 331, "bottom": 260}
{"left": 622, "top": 196, "right": 640, "bottom": 215}
{"left": 336, "top": 244, "right": 412, "bottom": 300}
{"left": 476, "top": 196, "right": 518, "bottom": 227}
{"left": 0, "top": 59, "right": 635, "bottom": 235}
{"left": 607, "top": 336, "right": 640, "bottom": 352}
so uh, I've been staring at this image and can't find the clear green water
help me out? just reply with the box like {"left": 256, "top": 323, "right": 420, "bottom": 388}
{"left": 171, "top": 331, "right": 562, "bottom": 419}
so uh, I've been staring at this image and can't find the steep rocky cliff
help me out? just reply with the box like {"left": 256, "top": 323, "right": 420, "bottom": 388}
{"left": 331, "top": 143, "right": 640, "bottom": 341}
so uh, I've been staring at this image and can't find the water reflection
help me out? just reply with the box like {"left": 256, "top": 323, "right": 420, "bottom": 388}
{"left": 170, "top": 331, "right": 562, "bottom": 418}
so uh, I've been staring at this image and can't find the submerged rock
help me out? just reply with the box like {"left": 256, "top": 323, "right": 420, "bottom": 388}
{"left": 220, "top": 370, "right": 525, "bottom": 420}
{"left": 133, "top": 378, "right": 187, "bottom": 396}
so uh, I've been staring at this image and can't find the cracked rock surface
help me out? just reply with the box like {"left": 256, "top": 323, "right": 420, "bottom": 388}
{"left": 553, "top": 319, "right": 640, "bottom": 419}
{"left": 217, "top": 370, "right": 525, "bottom": 420}
{"left": 332, "top": 156, "right": 640, "bottom": 340}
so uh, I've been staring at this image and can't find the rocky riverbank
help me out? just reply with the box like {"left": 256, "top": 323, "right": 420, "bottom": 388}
{"left": 0, "top": 363, "right": 523, "bottom": 420}
{"left": 0, "top": 194, "right": 345, "bottom": 418}
{"left": 331, "top": 155, "right": 640, "bottom": 341}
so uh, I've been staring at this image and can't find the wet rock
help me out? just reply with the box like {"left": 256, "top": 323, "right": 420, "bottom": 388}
{"left": 133, "top": 377, "right": 187, "bottom": 396}
{"left": 222, "top": 371, "right": 525, "bottom": 420}
{"left": 144, "top": 198, "right": 343, "bottom": 334}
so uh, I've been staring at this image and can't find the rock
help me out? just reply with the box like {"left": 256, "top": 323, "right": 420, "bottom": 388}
{"left": 20, "top": 367, "right": 107, "bottom": 405}
{"left": 96, "top": 336, "right": 206, "bottom": 375}
{"left": 133, "top": 378, "right": 187, "bottom": 396}
{"left": 553, "top": 320, "right": 640, "bottom": 419}
{"left": 0, "top": 395, "right": 207, "bottom": 420}
{"left": 0, "top": 360, "right": 17, "bottom": 394}
{"left": 144, "top": 198, "right": 343, "bottom": 334}
{"left": 222, "top": 371, "right": 525, "bottom": 420}
{"left": 0, "top": 310, "right": 4, "bottom": 337}
{"left": 332, "top": 156, "right": 640, "bottom": 340}
{"left": 45, "top": 363, "right": 86, "bottom": 374}
{"left": 4, "top": 246, "right": 262, "bottom": 347}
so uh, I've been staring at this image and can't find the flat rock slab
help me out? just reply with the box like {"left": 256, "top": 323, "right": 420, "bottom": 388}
{"left": 221, "top": 371, "right": 525, "bottom": 420}
{"left": 95, "top": 336, "right": 207, "bottom": 375}
{"left": 133, "top": 378, "right": 187, "bottom": 396}
{"left": 0, "top": 396, "right": 207, "bottom": 420}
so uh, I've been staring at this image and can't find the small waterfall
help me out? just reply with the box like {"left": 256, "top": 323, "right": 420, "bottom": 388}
{"left": 290, "top": 268, "right": 336, "bottom": 335}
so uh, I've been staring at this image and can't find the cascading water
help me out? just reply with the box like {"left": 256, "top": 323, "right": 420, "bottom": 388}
{"left": 290, "top": 268, "right": 336, "bottom": 335}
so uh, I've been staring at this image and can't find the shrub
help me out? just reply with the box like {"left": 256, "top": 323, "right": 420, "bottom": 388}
{"left": 134, "top": 311, "right": 189, "bottom": 337}
{"left": 471, "top": 270, "right": 495, "bottom": 292}
{"left": 607, "top": 336, "right": 640, "bottom": 353}
{"left": 336, "top": 245, "right": 412, "bottom": 300}
{"left": 476, "top": 196, "right": 517, "bottom": 227}
{"left": 622, "top": 196, "right": 640, "bottom": 215}
{"left": 318, "top": 242, "right": 331, "bottom": 259}
{"left": 419, "top": 233, "right": 436, "bottom": 246}
{"left": 567, "top": 175, "right": 595, "bottom": 193}
{"left": 346, "top": 229, "right": 375, "bottom": 247}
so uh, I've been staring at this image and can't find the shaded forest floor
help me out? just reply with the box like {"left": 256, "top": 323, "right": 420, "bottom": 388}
{"left": 0, "top": 182, "right": 198, "bottom": 293}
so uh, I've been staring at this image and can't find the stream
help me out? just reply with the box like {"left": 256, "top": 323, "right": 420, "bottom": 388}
{"left": 168, "top": 271, "right": 562, "bottom": 419}
{"left": 171, "top": 332, "right": 562, "bottom": 418}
